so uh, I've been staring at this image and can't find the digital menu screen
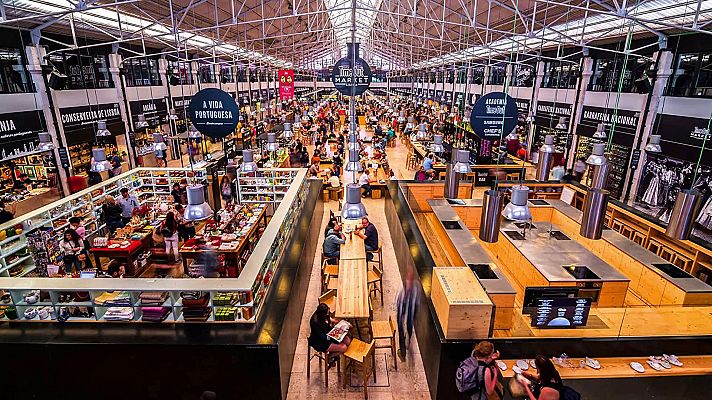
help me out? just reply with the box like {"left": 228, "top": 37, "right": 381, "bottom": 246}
{"left": 531, "top": 298, "right": 592, "bottom": 328}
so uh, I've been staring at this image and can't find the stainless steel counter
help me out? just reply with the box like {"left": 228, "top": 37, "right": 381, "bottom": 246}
{"left": 427, "top": 199, "right": 516, "bottom": 294}
{"left": 499, "top": 219, "right": 630, "bottom": 283}
{"left": 540, "top": 199, "right": 712, "bottom": 293}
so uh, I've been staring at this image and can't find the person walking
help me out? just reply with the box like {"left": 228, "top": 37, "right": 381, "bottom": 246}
{"left": 395, "top": 268, "right": 419, "bottom": 360}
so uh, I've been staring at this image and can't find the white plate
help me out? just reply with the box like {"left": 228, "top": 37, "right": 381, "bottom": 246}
{"left": 630, "top": 362, "right": 645, "bottom": 373}
{"left": 647, "top": 360, "right": 664, "bottom": 371}
{"left": 495, "top": 360, "right": 507, "bottom": 371}
{"left": 585, "top": 357, "right": 601, "bottom": 370}
{"left": 664, "top": 354, "right": 683, "bottom": 367}
{"left": 515, "top": 359, "right": 529, "bottom": 371}
{"left": 529, "top": 359, "right": 537, "bottom": 369}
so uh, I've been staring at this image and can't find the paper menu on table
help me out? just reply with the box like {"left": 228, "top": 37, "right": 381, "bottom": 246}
{"left": 327, "top": 320, "right": 352, "bottom": 343}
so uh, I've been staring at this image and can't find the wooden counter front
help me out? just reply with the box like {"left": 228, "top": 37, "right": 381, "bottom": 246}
{"left": 431, "top": 267, "right": 493, "bottom": 339}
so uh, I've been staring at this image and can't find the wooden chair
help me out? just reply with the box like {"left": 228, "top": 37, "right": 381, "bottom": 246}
{"left": 306, "top": 340, "right": 341, "bottom": 388}
{"left": 438, "top": 171, "right": 447, "bottom": 181}
{"left": 506, "top": 172, "right": 520, "bottom": 181}
{"left": 611, "top": 219, "right": 624, "bottom": 233}
{"left": 647, "top": 237, "right": 664, "bottom": 256}
{"left": 620, "top": 224, "right": 634, "bottom": 240}
{"left": 318, "top": 289, "right": 337, "bottom": 312}
{"left": 671, "top": 253, "right": 693, "bottom": 272}
{"left": 366, "top": 242, "right": 383, "bottom": 272}
{"left": 659, "top": 246, "right": 676, "bottom": 262}
{"left": 329, "top": 209, "right": 342, "bottom": 224}
{"left": 371, "top": 315, "right": 397, "bottom": 370}
{"left": 342, "top": 339, "right": 377, "bottom": 399}
{"left": 367, "top": 265, "right": 384, "bottom": 306}
{"left": 632, "top": 230, "right": 646, "bottom": 246}
{"left": 326, "top": 274, "right": 339, "bottom": 292}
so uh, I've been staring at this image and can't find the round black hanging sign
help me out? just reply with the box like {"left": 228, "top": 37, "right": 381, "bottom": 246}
{"left": 188, "top": 88, "right": 239, "bottom": 139}
{"left": 331, "top": 57, "right": 373, "bottom": 96}
{"left": 470, "top": 92, "right": 518, "bottom": 140}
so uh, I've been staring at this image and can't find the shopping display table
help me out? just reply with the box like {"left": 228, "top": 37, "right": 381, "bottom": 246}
{"left": 90, "top": 239, "right": 147, "bottom": 277}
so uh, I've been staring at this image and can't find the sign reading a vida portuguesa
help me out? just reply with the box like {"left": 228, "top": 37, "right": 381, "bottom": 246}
{"left": 331, "top": 43, "right": 373, "bottom": 96}
{"left": 188, "top": 88, "right": 239, "bottom": 139}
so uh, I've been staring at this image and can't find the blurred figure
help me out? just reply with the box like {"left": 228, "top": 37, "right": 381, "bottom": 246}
{"left": 396, "top": 267, "right": 420, "bottom": 360}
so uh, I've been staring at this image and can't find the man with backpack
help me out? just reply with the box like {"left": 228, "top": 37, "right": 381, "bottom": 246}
{"left": 456, "top": 341, "right": 500, "bottom": 400}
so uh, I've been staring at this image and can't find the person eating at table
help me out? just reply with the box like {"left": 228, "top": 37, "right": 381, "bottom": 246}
{"left": 327, "top": 170, "right": 341, "bottom": 191}
{"left": 322, "top": 222, "right": 345, "bottom": 264}
{"left": 355, "top": 217, "right": 379, "bottom": 261}
{"left": 359, "top": 168, "right": 374, "bottom": 198}
{"left": 308, "top": 303, "right": 351, "bottom": 361}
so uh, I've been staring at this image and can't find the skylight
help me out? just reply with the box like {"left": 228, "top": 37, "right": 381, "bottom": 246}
{"left": 324, "top": 0, "right": 382, "bottom": 49}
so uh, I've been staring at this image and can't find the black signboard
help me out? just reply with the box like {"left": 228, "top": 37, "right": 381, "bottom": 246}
{"left": 531, "top": 297, "right": 592, "bottom": 328}
{"left": 443, "top": 91, "right": 453, "bottom": 104}
{"left": 454, "top": 92, "right": 465, "bottom": 107}
{"left": 57, "top": 147, "right": 70, "bottom": 169}
{"left": 250, "top": 90, "right": 260, "bottom": 103}
{"left": 172, "top": 96, "right": 192, "bottom": 110}
{"left": 260, "top": 89, "right": 268, "bottom": 100}
{"left": 59, "top": 103, "right": 126, "bottom": 146}
{"left": 630, "top": 149, "right": 641, "bottom": 170}
{"left": 577, "top": 106, "right": 639, "bottom": 147}
{"left": 435, "top": 90, "right": 443, "bottom": 101}
{"left": 514, "top": 98, "right": 530, "bottom": 115}
{"left": 653, "top": 113, "right": 712, "bottom": 164}
{"left": 470, "top": 92, "right": 518, "bottom": 140}
{"left": 0, "top": 110, "right": 47, "bottom": 157}
{"left": 331, "top": 44, "right": 372, "bottom": 96}
{"left": 535, "top": 101, "right": 572, "bottom": 128}
{"left": 187, "top": 88, "right": 239, "bottom": 139}
{"left": 239, "top": 92, "right": 250, "bottom": 106}
{"left": 129, "top": 98, "right": 168, "bottom": 127}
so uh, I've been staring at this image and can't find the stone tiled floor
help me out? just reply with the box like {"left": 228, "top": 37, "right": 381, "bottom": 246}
{"left": 286, "top": 135, "right": 430, "bottom": 400}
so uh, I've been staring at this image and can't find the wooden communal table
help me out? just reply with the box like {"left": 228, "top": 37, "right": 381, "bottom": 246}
{"left": 499, "top": 356, "right": 712, "bottom": 379}
{"left": 340, "top": 233, "right": 366, "bottom": 260}
{"left": 179, "top": 206, "right": 267, "bottom": 276}
{"left": 335, "top": 258, "right": 369, "bottom": 319}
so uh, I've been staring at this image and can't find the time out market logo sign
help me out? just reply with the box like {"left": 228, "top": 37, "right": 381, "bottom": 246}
{"left": 331, "top": 57, "right": 373, "bottom": 96}
{"left": 470, "top": 92, "right": 518, "bottom": 140}
{"left": 691, "top": 126, "right": 711, "bottom": 141}
{"left": 188, "top": 88, "right": 239, "bottom": 139}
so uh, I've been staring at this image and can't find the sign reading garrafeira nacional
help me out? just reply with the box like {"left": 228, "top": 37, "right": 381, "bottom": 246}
{"left": 188, "top": 88, "right": 239, "bottom": 139}
{"left": 331, "top": 43, "right": 372, "bottom": 96}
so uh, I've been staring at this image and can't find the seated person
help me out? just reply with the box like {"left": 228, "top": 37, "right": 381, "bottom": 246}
{"left": 327, "top": 170, "right": 341, "bottom": 190}
{"left": 359, "top": 169, "right": 374, "bottom": 198}
{"left": 13, "top": 173, "right": 32, "bottom": 192}
{"left": 322, "top": 223, "right": 345, "bottom": 264}
{"left": 355, "top": 217, "right": 379, "bottom": 261}
{"left": 308, "top": 303, "right": 351, "bottom": 359}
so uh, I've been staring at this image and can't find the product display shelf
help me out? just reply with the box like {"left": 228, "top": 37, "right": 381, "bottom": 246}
{"left": 0, "top": 167, "right": 208, "bottom": 278}
{"left": 0, "top": 169, "right": 306, "bottom": 324}
{"left": 236, "top": 168, "right": 299, "bottom": 205}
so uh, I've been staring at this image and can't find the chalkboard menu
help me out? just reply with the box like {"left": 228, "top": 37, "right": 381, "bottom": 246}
{"left": 531, "top": 297, "right": 591, "bottom": 328}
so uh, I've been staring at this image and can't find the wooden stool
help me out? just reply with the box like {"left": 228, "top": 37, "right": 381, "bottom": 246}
{"left": 659, "top": 246, "right": 676, "bottom": 262}
{"left": 326, "top": 275, "right": 339, "bottom": 291}
{"left": 371, "top": 316, "right": 397, "bottom": 370}
{"left": 632, "top": 230, "right": 646, "bottom": 246}
{"left": 464, "top": 172, "right": 476, "bottom": 183}
{"left": 438, "top": 171, "right": 447, "bottom": 181}
{"left": 323, "top": 189, "right": 330, "bottom": 202}
{"left": 620, "top": 224, "right": 634, "bottom": 239}
{"left": 611, "top": 219, "right": 624, "bottom": 233}
{"left": 506, "top": 172, "right": 520, "bottom": 181}
{"left": 341, "top": 339, "right": 376, "bottom": 399}
{"left": 322, "top": 260, "right": 339, "bottom": 293}
{"left": 367, "top": 265, "right": 384, "bottom": 306}
{"left": 318, "top": 289, "right": 337, "bottom": 312}
{"left": 329, "top": 187, "right": 343, "bottom": 201}
{"left": 306, "top": 341, "right": 340, "bottom": 388}
{"left": 671, "top": 253, "right": 693, "bottom": 271}
{"left": 366, "top": 243, "right": 383, "bottom": 272}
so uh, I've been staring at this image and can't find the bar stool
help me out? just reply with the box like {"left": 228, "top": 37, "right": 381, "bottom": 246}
{"left": 632, "top": 230, "right": 646, "bottom": 246}
{"left": 371, "top": 315, "right": 397, "bottom": 370}
{"left": 322, "top": 260, "right": 339, "bottom": 293}
{"left": 366, "top": 242, "right": 383, "bottom": 271}
{"left": 647, "top": 238, "right": 664, "bottom": 256}
{"left": 620, "top": 224, "right": 634, "bottom": 240}
{"left": 659, "top": 246, "right": 676, "bottom": 262}
{"left": 342, "top": 339, "right": 376, "bottom": 399}
{"left": 326, "top": 274, "right": 339, "bottom": 291}
{"left": 671, "top": 253, "right": 693, "bottom": 271}
{"left": 306, "top": 340, "right": 341, "bottom": 388}
{"left": 438, "top": 171, "right": 447, "bottom": 181}
{"left": 367, "top": 265, "right": 384, "bottom": 306}
{"left": 611, "top": 219, "right": 624, "bottom": 233}
{"left": 506, "top": 172, "right": 520, "bottom": 181}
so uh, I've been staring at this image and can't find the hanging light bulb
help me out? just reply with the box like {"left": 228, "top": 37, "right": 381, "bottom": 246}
{"left": 90, "top": 148, "right": 112, "bottom": 172}
{"left": 282, "top": 122, "right": 293, "bottom": 139}
{"left": 453, "top": 149, "right": 471, "bottom": 173}
{"left": 135, "top": 114, "right": 149, "bottom": 129}
{"left": 341, "top": 184, "right": 368, "bottom": 220}
{"left": 184, "top": 184, "right": 213, "bottom": 221}
{"left": 153, "top": 133, "right": 167, "bottom": 151}
{"left": 586, "top": 143, "right": 607, "bottom": 165}
{"left": 95, "top": 121, "right": 111, "bottom": 137}
{"left": 555, "top": 116, "right": 568, "bottom": 130}
{"left": 265, "top": 132, "right": 279, "bottom": 152}
{"left": 645, "top": 135, "right": 662, "bottom": 153}
{"left": 592, "top": 122, "right": 607, "bottom": 139}
{"left": 240, "top": 149, "right": 258, "bottom": 173}
{"left": 345, "top": 149, "right": 362, "bottom": 172}
{"left": 430, "top": 134, "right": 444, "bottom": 154}
{"left": 36, "top": 133, "right": 54, "bottom": 152}
{"left": 188, "top": 124, "right": 202, "bottom": 139}
{"left": 502, "top": 185, "right": 532, "bottom": 221}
